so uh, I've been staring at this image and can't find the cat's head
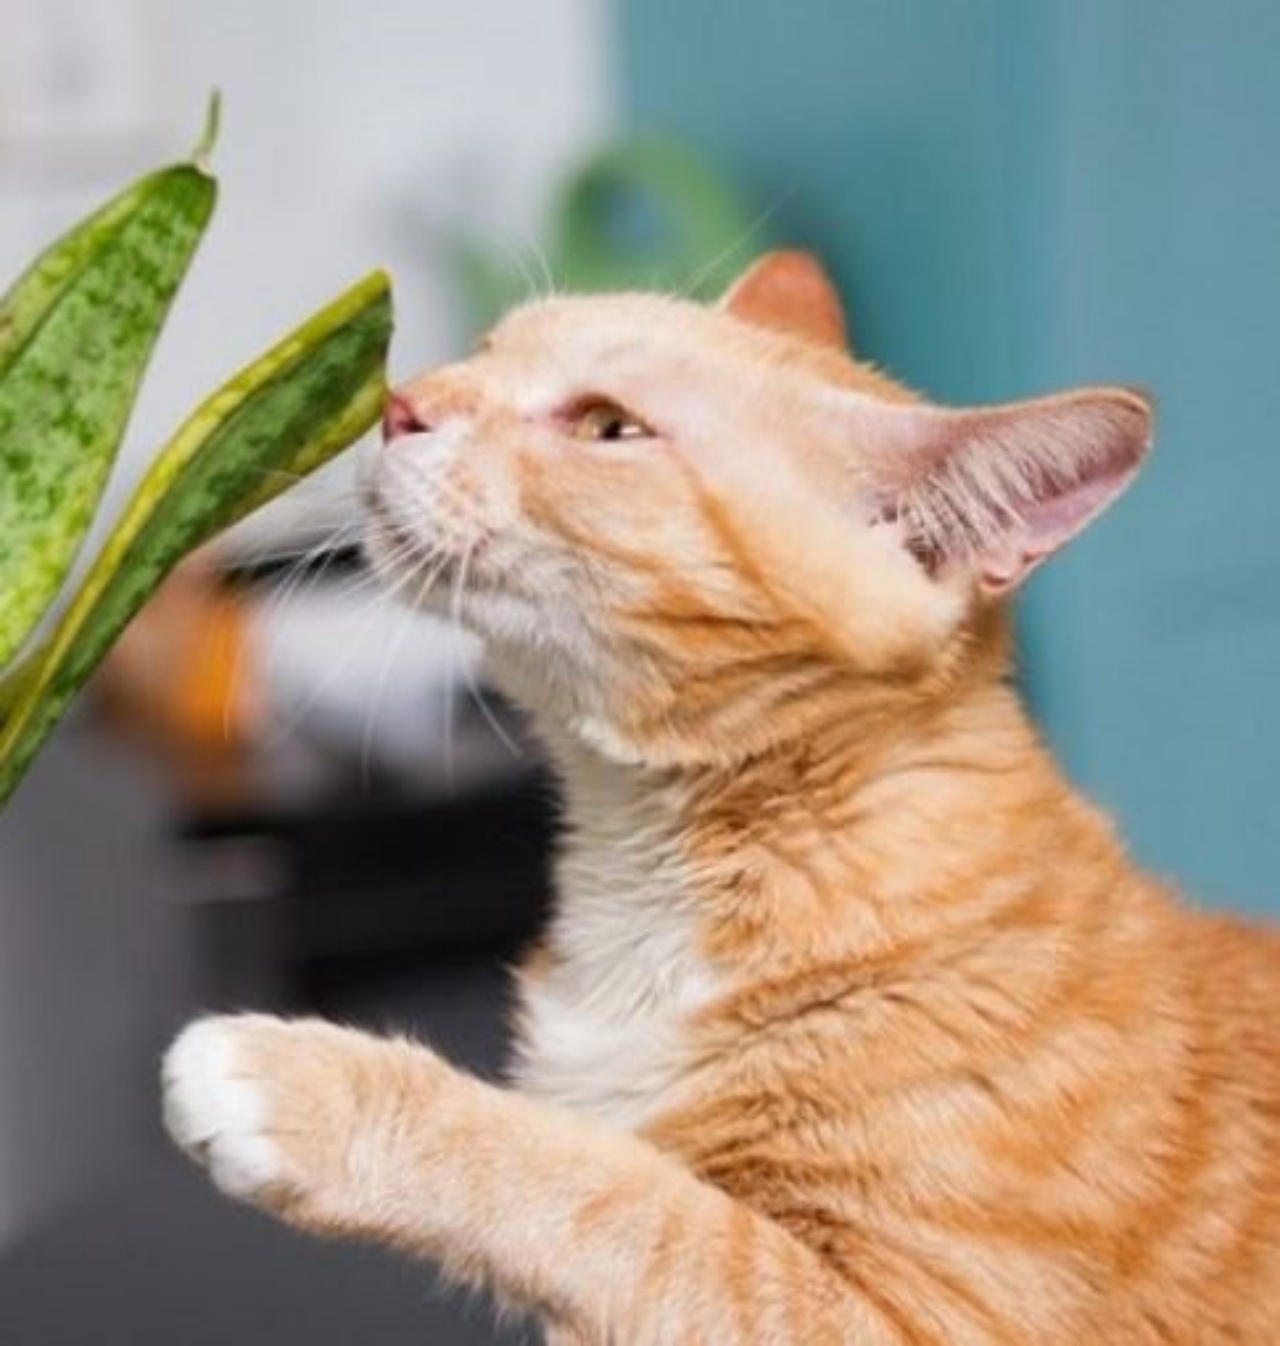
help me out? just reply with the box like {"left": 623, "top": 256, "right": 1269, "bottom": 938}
{"left": 365, "top": 253, "right": 1152, "bottom": 764}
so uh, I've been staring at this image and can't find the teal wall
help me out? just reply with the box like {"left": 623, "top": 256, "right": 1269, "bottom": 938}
{"left": 619, "top": 0, "right": 1280, "bottom": 916}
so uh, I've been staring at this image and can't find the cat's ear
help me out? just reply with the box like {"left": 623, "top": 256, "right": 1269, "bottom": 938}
{"left": 719, "top": 251, "right": 849, "bottom": 350}
{"left": 850, "top": 386, "right": 1154, "bottom": 594}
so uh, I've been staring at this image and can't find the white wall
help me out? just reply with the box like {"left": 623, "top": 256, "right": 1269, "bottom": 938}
{"left": 0, "top": 0, "right": 612, "bottom": 1247}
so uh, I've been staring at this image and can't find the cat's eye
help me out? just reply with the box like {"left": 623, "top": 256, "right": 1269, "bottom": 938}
{"left": 567, "top": 400, "right": 652, "bottom": 444}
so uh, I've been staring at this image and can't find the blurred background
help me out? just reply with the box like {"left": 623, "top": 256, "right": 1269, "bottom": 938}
{"left": 0, "top": 1, "right": 1277, "bottom": 1341}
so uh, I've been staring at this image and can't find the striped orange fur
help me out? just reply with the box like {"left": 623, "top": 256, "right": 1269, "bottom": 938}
{"left": 164, "top": 252, "right": 1280, "bottom": 1343}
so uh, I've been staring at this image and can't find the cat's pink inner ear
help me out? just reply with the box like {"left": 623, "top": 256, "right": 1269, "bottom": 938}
{"left": 719, "top": 251, "right": 850, "bottom": 351}
{"left": 860, "top": 387, "right": 1154, "bottom": 594}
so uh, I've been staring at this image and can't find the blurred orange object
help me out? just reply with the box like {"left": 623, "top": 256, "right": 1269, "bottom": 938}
{"left": 98, "top": 549, "right": 262, "bottom": 806}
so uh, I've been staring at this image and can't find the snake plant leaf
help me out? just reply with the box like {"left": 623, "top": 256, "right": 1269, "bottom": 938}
{"left": 0, "top": 160, "right": 218, "bottom": 671}
{"left": 0, "top": 270, "right": 393, "bottom": 804}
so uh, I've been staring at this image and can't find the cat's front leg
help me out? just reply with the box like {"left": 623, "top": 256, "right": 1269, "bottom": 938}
{"left": 162, "top": 1015, "right": 900, "bottom": 1344}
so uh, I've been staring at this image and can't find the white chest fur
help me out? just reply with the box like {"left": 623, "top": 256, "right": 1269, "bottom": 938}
{"left": 510, "top": 753, "right": 719, "bottom": 1132}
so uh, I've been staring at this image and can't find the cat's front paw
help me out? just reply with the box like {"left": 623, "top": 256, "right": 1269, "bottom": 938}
{"left": 162, "top": 1014, "right": 444, "bottom": 1225}
{"left": 162, "top": 1015, "right": 284, "bottom": 1201}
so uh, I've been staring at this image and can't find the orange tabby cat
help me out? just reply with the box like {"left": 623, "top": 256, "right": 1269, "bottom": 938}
{"left": 164, "top": 252, "right": 1280, "bottom": 1343}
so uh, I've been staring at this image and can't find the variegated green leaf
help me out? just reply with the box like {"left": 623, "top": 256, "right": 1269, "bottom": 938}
{"left": 0, "top": 162, "right": 217, "bottom": 669}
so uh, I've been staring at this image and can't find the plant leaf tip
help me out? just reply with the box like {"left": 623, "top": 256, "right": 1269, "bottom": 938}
{"left": 193, "top": 91, "right": 222, "bottom": 171}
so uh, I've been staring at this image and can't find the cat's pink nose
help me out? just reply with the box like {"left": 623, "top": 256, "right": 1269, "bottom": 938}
{"left": 383, "top": 392, "right": 431, "bottom": 443}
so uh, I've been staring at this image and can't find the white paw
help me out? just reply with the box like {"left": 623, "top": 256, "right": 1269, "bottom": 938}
{"left": 162, "top": 1017, "right": 282, "bottom": 1199}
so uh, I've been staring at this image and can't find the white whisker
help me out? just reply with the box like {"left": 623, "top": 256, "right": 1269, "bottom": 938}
{"left": 676, "top": 188, "right": 797, "bottom": 301}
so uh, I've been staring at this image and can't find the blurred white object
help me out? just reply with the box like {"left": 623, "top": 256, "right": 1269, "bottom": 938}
{"left": 251, "top": 582, "right": 517, "bottom": 791}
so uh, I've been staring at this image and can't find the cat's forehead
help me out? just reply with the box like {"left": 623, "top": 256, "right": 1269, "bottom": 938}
{"left": 486, "top": 293, "right": 732, "bottom": 370}
{"left": 483, "top": 293, "right": 905, "bottom": 402}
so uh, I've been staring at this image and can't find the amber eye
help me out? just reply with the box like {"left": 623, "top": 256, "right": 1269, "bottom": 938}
{"left": 568, "top": 400, "right": 652, "bottom": 443}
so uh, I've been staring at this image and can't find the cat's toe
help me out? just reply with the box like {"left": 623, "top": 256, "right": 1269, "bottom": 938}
{"left": 162, "top": 1016, "right": 283, "bottom": 1199}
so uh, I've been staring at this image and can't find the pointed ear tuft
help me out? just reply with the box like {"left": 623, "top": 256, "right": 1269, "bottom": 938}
{"left": 719, "top": 251, "right": 849, "bottom": 350}
{"left": 861, "top": 387, "right": 1154, "bottom": 594}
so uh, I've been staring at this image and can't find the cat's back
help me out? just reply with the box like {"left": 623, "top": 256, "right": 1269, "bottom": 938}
{"left": 1177, "top": 901, "right": 1280, "bottom": 1099}
{"left": 1138, "top": 900, "right": 1280, "bottom": 1338}
{"left": 1181, "top": 902, "right": 1280, "bottom": 1117}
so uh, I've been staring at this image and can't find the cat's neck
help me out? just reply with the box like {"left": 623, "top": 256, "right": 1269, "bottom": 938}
{"left": 540, "top": 672, "right": 1121, "bottom": 981}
